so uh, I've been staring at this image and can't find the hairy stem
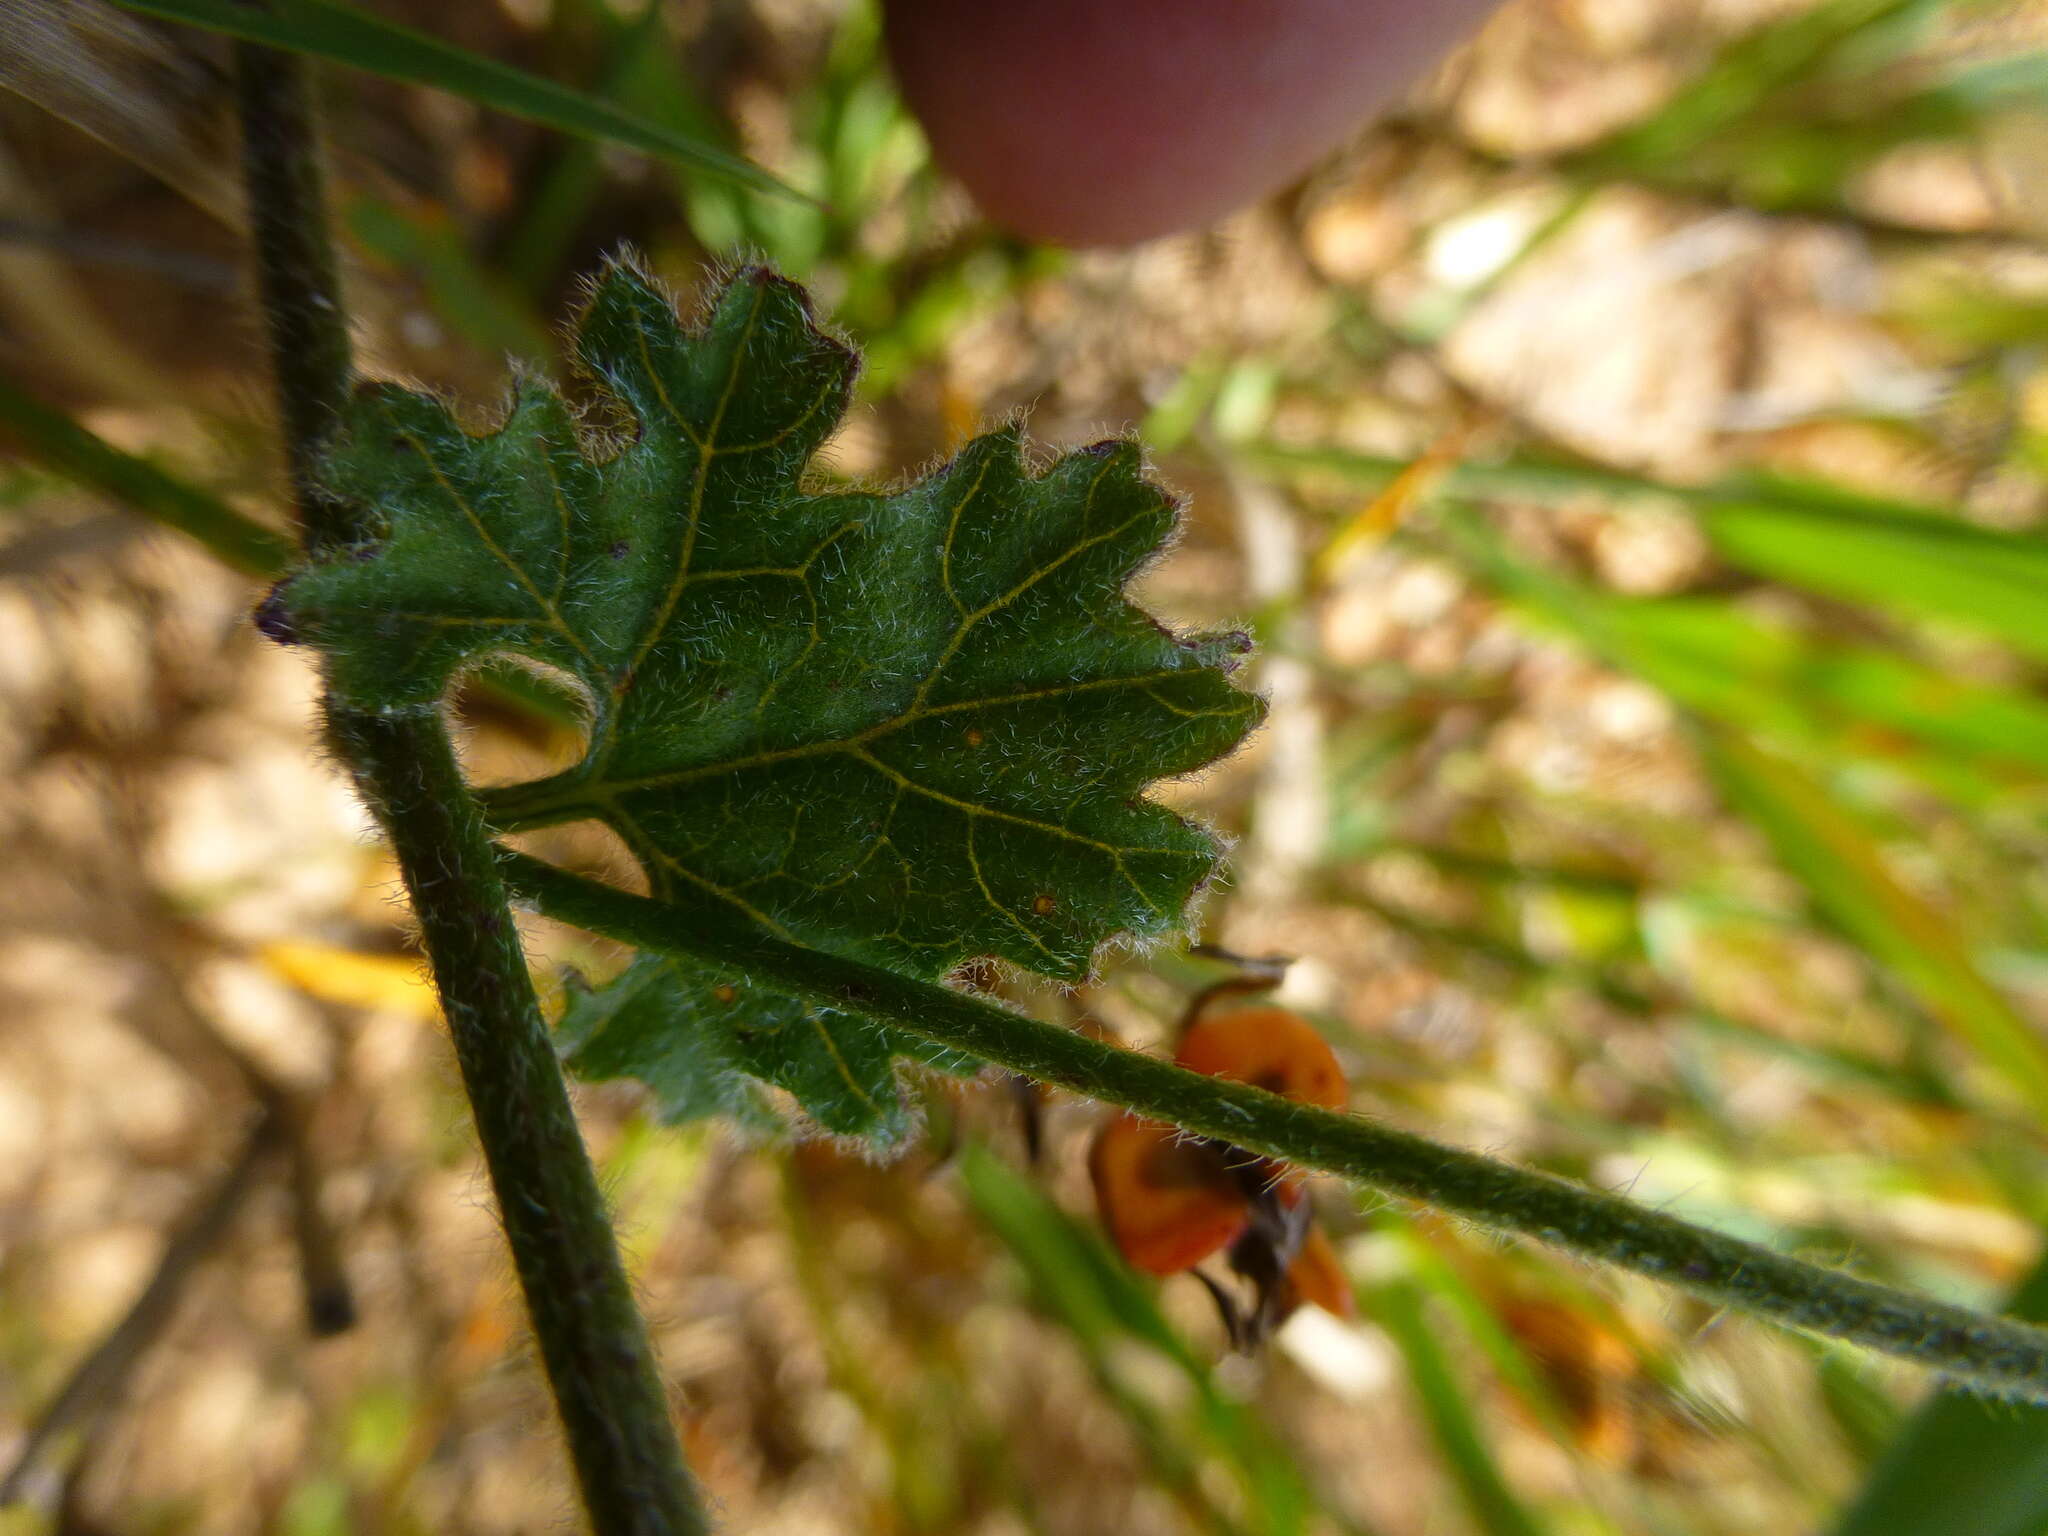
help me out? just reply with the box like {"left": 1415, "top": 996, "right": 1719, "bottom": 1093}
{"left": 508, "top": 854, "right": 2048, "bottom": 1405}
{"left": 330, "top": 712, "right": 706, "bottom": 1532}
{"left": 235, "top": 46, "right": 351, "bottom": 552}
{"left": 235, "top": 42, "right": 706, "bottom": 1535}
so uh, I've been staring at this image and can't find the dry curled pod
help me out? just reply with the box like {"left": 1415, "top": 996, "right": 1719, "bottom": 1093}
{"left": 1090, "top": 998, "right": 1354, "bottom": 1342}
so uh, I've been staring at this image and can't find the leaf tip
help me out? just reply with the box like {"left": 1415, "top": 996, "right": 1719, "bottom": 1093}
{"left": 1077, "top": 436, "right": 1138, "bottom": 468}
{"left": 713, "top": 258, "right": 862, "bottom": 379}
{"left": 1200, "top": 627, "right": 1259, "bottom": 675}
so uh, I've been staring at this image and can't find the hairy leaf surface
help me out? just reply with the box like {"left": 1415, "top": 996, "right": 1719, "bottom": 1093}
{"left": 282, "top": 264, "right": 1261, "bottom": 1139}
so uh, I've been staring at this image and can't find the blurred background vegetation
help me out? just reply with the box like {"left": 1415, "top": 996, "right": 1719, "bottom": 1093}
{"left": 5, "top": 0, "right": 2048, "bottom": 1530}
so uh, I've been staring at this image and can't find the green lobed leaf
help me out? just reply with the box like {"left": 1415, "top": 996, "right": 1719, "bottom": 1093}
{"left": 280, "top": 263, "right": 1262, "bottom": 1141}
{"left": 553, "top": 952, "right": 965, "bottom": 1145}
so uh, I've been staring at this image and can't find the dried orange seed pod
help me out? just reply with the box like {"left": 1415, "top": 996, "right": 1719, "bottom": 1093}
{"left": 1281, "top": 1226, "right": 1356, "bottom": 1320}
{"left": 1089, "top": 1114, "right": 1248, "bottom": 1276}
{"left": 1175, "top": 1007, "right": 1348, "bottom": 1111}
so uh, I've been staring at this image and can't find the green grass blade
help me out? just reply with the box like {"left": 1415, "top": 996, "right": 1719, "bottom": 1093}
{"left": 0, "top": 374, "right": 292, "bottom": 576}
{"left": 1375, "top": 1216, "right": 1585, "bottom": 1450}
{"left": 1578, "top": 592, "right": 2048, "bottom": 781}
{"left": 345, "top": 198, "right": 551, "bottom": 360}
{"left": 1365, "top": 1272, "right": 1554, "bottom": 1536}
{"left": 1433, "top": 503, "right": 2048, "bottom": 784}
{"left": 1831, "top": 1251, "right": 2048, "bottom": 1536}
{"left": 1773, "top": 642, "right": 2048, "bottom": 779}
{"left": 1699, "top": 496, "right": 2048, "bottom": 663}
{"left": 1894, "top": 272, "right": 2048, "bottom": 352}
{"left": 1243, "top": 441, "right": 1666, "bottom": 507}
{"left": 1929, "top": 47, "right": 2048, "bottom": 112}
{"left": 1574, "top": 0, "right": 1926, "bottom": 174}
{"left": 1256, "top": 443, "right": 2048, "bottom": 666}
{"left": 1812, "top": 1347, "right": 1907, "bottom": 1471}
{"left": 498, "top": 0, "right": 676, "bottom": 293}
{"left": 1559, "top": 0, "right": 1956, "bottom": 212}
{"left": 1425, "top": 507, "right": 2048, "bottom": 1110}
{"left": 1703, "top": 730, "right": 2048, "bottom": 1118}
{"left": 115, "top": 0, "right": 809, "bottom": 203}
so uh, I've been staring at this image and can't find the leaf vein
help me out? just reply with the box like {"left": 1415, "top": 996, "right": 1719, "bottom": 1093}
{"left": 396, "top": 422, "right": 597, "bottom": 669}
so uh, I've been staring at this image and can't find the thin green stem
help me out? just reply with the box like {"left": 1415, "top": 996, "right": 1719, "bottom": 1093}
{"left": 505, "top": 853, "right": 2048, "bottom": 1406}
{"left": 0, "top": 375, "right": 293, "bottom": 576}
{"left": 235, "top": 41, "right": 706, "bottom": 1536}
